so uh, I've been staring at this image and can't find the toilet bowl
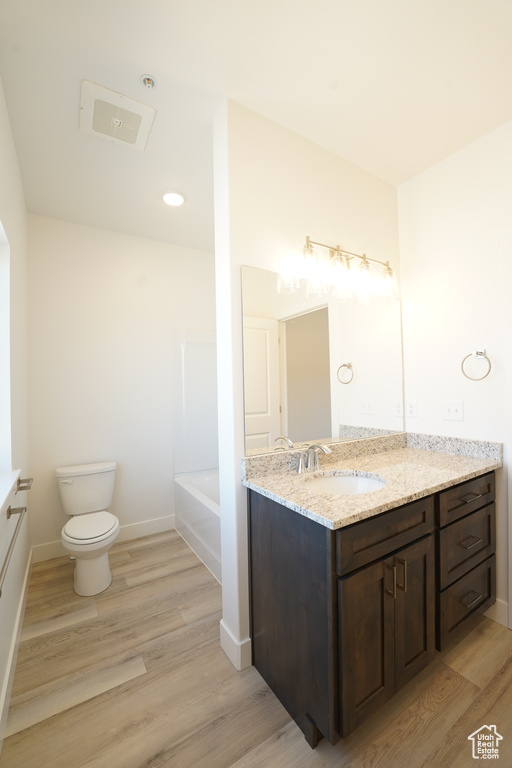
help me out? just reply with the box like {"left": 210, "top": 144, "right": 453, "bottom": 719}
{"left": 56, "top": 461, "right": 119, "bottom": 596}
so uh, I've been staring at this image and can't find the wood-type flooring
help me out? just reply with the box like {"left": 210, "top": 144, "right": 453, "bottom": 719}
{"left": 1, "top": 530, "right": 512, "bottom": 767}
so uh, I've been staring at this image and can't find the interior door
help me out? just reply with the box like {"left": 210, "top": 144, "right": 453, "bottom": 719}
{"left": 243, "top": 316, "right": 281, "bottom": 451}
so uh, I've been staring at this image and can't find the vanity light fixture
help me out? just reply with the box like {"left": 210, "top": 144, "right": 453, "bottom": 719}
{"left": 163, "top": 191, "right": 186, "bottom": 207}
{"left": 277, "top": 236, "right": 397, "bottom": 300}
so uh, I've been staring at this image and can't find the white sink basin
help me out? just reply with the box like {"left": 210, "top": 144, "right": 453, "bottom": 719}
{"left": 303, "top": 472, "right": 386, "bottom": 495}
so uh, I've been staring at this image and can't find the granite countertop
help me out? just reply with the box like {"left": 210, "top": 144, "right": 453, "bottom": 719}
{"left": 242, "top": 437, "right": 502, "bottom": 530}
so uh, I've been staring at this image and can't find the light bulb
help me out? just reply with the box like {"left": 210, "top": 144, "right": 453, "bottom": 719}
{"left": 328, "top": 250, "right": 351, "bottom": 299}
{"left": 301, "top": 242, "right": 318, "bottom": 280}
{"left": 277, "top": 253, "right": 300, "bottom": 294}
{"left": 352, "top": 256, "right": 374, "bottom": 300}
{"left": 301, "top": 241, "right": 327, "bottom": 295}
{"left": 163, "top": 191, "right": 186, "bottom": 206}
{"left": 378, "top": 262, "right": 398, "bottom": 298}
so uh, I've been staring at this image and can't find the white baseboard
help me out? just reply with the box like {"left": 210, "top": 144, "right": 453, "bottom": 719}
{"left": 116, "top": 514, "right": 175, "bottom": 542}
{"left": 219, "top": 619, "right": 252, "bottom": 671}
{"left": 485, "top": 597, "right": 508, "bottom": 627}
{"left": 31, "top": 539, "right": 65, "bottom": 563}
{"left": 31, "top": 515, "right": 176, "bottom": 563}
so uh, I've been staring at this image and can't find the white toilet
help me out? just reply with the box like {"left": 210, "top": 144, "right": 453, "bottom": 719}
{"left": 56, "top": 461, "right": 120, "bottom": 596}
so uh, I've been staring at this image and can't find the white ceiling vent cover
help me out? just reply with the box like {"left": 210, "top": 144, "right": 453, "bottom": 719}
{"left": 80, "top": 80, "right": 156, "bottom": 151}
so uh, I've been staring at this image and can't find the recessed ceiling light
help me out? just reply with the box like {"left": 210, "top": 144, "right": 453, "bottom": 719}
{"left": 163, "top": 191, "right": 186, "bottom": 207}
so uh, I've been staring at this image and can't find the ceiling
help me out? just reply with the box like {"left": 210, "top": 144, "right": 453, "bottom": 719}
{"left": 1, "top": 0, "right": 512, "bottom": 253}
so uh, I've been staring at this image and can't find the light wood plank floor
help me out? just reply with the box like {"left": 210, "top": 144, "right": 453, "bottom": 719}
{"left": 2, "top": 530, "right": 512, "bottom": 767}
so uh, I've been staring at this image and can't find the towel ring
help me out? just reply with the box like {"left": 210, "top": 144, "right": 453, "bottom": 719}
{"left": 461, "top": 350, "right": 491, "bottom": 381}
{"left": 337, "top": 363, "right": 353, "bottom": 384}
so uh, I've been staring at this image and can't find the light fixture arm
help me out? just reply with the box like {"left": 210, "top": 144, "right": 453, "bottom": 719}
{"left": 277, "top": 236, "right": 396, "bottom": 297}
{"left": 306, "top": 236, "right": 391, "bottom": 271}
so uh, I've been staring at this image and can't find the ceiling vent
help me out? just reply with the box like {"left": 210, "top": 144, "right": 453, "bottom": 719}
{"left": 80, "top": 80, "right": 156, "bottom": 151}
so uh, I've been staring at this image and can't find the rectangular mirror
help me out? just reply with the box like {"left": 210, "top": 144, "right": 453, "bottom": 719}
{"left": 241, "top": 265, "right": 404, "bottom": 454}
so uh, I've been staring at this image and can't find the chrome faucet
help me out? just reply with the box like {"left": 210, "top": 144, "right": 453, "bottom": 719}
{"left": 275, "top": 435, "right": 294, "bottom": 449}
{"left": 307, "top": 443, "right": 332, "bottom": 471}
{"left": 297, "top": 442, "right": 332, "bottom": 473}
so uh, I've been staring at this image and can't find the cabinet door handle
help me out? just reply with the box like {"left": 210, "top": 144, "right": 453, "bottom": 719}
{"left": 384, "top": 563, "right": 397, "bottom": 599}
{"left": 461, "top": 590, "right": 483, "bottom": 609}
{"left": 395, "top": 557, "right": 407, "bottom": 592}
{"left": 458, "top": 535, "right": 483, "bottom": 550}
{"left": 460, "top": 491, "right": 483, "bottom": 504}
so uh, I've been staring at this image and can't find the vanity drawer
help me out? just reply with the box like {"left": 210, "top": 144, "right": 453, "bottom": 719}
{"left": 437, "top": 555, "right": 496, "bottom": 650}
{"left": 336, "top": 496, "right": 434, "bottom": 576}
{"left": 437, "top": 503, "right": 495, "bottom": 589}
{"left": 437, "top": 472, "right": 495, "bottom": 528}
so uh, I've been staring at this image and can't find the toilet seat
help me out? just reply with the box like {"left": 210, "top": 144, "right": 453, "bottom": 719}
{"left": 62, "top": 511, "right": 118, "bottom": 544}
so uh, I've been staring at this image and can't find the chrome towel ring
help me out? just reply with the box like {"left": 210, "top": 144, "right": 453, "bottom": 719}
{"left": 337, "top": 362, "right": 354, "bottom": 384}
{"left": 461, "top": 350, "right": 492, "bottom": 381}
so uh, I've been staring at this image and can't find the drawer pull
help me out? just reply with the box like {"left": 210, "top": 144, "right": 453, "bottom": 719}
{"left": 460, "top": 491, "right": 483, "bottom": 504}
{"left": 395, "top": 557, "right": 408, "bottom": 592}
{"left": 385, "top": 563, "right": 397, "bottom": 599}
{"left": 461, "top": 590, "right": 483, "bottom": 609}
{"left": 458, "top": 535, "right": 483, "bottom": 550}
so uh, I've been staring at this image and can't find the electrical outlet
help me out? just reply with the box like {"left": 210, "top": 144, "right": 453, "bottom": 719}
{"left": 393, "top": 400, "right": 403, "bottom": 417}
{"left": 406, "top": 399, "right": 417, "bottom": 418}
{"left": 443, "top": 401, "right": 464, "bottom": 421}
{"left": 361, "top": 399, "right": 374, "bottom": 415}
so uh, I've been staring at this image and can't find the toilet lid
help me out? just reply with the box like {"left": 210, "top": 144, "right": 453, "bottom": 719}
{"left": 63, "top": 511, "right": 117, "bottom": 541}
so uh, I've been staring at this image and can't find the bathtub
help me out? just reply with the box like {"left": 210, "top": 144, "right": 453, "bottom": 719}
{"left": 174, "top": 470, "right": 221, "bottom": 583}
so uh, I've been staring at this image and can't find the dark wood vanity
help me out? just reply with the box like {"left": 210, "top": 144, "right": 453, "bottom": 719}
{"left": 248, "top": 470, "right": 496, "bottom": 748}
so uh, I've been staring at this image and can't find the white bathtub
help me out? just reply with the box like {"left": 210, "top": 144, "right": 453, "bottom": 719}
{"left": 174, "top": 470, "right": 221, "bottom": 583}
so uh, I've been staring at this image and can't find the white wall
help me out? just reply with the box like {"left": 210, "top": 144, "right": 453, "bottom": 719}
{"left": 0, "top": 75, "right": 31, "bottom": 750}
{"left": 28, "top": 215, "right": 216, "bottom": 560}
{"left": 332, "top": 295, "right": 403, "bottom": 433}
{"left": 285, "top": 308, "right": 331, "bottom": 441}
{"left": 214, "top": 100, "right": 399, "bottom": 668}
{"left": 398, "top": 121, "right": 512, "bottom": 624}
{"left": 0, "top": 231, "right": 10, "bottom": 470}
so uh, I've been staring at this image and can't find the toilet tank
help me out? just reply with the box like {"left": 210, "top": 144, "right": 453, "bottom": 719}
{"left": 56, "top": 461, "right": 117, "bottom": 516}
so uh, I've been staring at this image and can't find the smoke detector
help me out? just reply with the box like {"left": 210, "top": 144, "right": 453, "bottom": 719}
{"left": 80, "top": 80, "right": 156, "bottom": 151}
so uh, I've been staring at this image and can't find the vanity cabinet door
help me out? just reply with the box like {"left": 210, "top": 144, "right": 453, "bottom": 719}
{"left": 338, "top": 556, "right": 395, "bottom": 737}
{"left": 394, "top": 535, "right": 435, "bottom": 690}
{"left": 338, "top": 534, "right": 435, "bottom": 736}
